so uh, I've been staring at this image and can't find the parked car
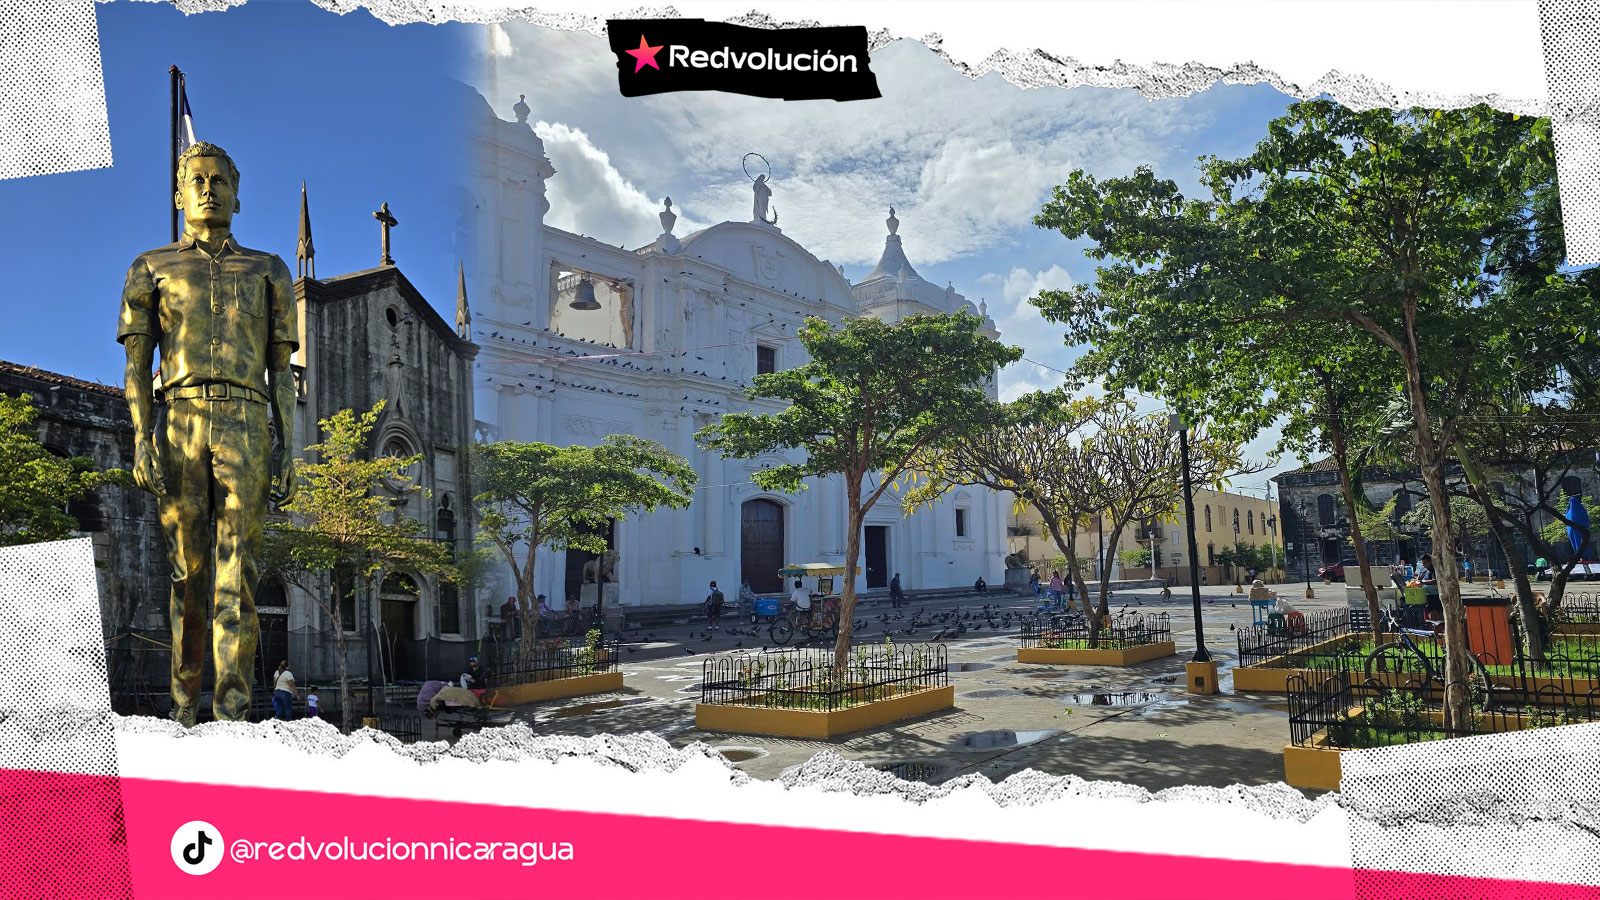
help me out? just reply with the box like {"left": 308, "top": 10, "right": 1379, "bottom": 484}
{"left": 1317, "top": 559, "right": 1361, "bottom": 582}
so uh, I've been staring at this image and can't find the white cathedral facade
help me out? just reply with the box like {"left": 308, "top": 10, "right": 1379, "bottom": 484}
{"left": 464, "top": 92, "right": 1008, "bottom": 614}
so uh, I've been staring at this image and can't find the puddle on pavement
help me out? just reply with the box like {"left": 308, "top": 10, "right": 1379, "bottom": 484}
{"left": 947, "top": 662, "right": 996, "bottom": 673}
{"left": 676, "top": 683, "right": 705, "bottom": 694}
{"left": 1024, "top": 672, "right": 1071, "bottom": 680}
{"left": 958, "top": 689, "right": 1029, "bottom": 700}
{"left": 954, "top": 641, "right": 1007, "bottom": 650}
{"left": 1149, "top": 675, "right": 1180, "bottom": 685}
{"left": 874, "top": 760, "right": 950, "bottom": 784}
{"left": 989, "top": 654, "right": 1022, "bottom": 663}
{"left": 546, "top": 698, "right": 652, "bottom": 719}
{"left": 716, "top": 746, "right": 767, "bottom": 763}
{"left": 949, "top": 729, "right": 1061, "bottom": 752}
{"left": 1059, "top": 691, "right": 1162, "bottom": 707}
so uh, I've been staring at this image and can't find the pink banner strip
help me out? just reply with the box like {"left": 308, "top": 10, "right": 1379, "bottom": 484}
{"left": 4, "top": 769, "right": 1597, "bottom": 900}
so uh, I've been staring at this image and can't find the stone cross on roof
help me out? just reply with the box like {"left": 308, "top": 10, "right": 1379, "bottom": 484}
{"left": 372, "top": 202, "right": 398, "bottom": 267}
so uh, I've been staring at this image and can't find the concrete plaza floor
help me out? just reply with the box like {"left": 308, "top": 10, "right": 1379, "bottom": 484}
{"left": 407, "top": 579, "right": 1405, "bottom": 795}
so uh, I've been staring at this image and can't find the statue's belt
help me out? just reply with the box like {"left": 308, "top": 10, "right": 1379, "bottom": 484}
{"left": 160, "top": 383, "right": 270, "bottom": 405}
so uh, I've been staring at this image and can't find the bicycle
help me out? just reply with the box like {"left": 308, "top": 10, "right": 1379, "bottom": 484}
{"left": 1363, "top": 608, "right": 1500, "bottom": 710}
{"left": 560, "top": 604, "right": 603, "bottom": 637}
{"left": 769, "top": 597, "right": 840, "bottom": 646}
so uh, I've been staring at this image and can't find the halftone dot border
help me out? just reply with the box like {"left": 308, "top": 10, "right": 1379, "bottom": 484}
{"left": 1540, "top": 0, "right": 1600, "bottom": 266}
{"left": 0, "top": 539, "right": 131, "bottom": 899}
{"left": 0, "top": 0, "right": 111, "bottom": 180}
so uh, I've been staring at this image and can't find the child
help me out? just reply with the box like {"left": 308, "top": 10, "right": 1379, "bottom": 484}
{"left": 305, "top": 686, "right": 320, "bottom": 720}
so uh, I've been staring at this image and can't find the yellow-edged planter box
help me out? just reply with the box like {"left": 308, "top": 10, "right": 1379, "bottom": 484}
{"left": 695, "top": 685, "right": 955, "bottom": 739}
{"left": 1283, "top": 702, "right": 1552, "bottom": 790}
{"left": 489, "top": 671, "right": 624, "bottom": 706}
{"left": 1017, "top": 641, "right": 1176, "bottom": 667}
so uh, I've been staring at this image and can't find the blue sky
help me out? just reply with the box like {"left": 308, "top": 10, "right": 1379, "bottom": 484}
{"left": 476, "top": 23, "right": 1308, "bottom": 485}
{"left": 0, "top": 2, "right": 473, "bottom": 387}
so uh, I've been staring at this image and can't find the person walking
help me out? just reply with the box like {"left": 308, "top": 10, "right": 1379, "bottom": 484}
{"left": 1048, "top": 571, "right": 1065, "bottom": 603}
{"left": 706, "top": 581, "right": 725, "bottom": 630}
{"left": 889, "top": 573, "right": 905, "bottom": 608}
{"left": 1028, "top": 572, "right": 1041, "bottom": 598}
{"left": 272, "top": 660, "right": 296, "bottom": 720}
{"left": 305, "top": 685, "right": 320, "bottom": 721}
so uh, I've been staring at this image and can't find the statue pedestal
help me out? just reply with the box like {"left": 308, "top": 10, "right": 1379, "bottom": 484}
{"left": 579, "top": 583, "right": 620, "bottom": 606}
{"left": 1004, "top": 567, "right": 1031, "bottom": 590}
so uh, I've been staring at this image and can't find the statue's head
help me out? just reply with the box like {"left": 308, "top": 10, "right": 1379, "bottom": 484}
{"left": 175, "top": 141, "right": 241, "bottom": 229}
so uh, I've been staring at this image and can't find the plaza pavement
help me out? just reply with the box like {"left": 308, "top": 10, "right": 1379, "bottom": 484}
{"left": 428, "top": 579, "right": 1510, "bottom": 795}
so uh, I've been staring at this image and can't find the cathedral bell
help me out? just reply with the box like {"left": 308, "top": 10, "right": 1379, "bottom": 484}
{"left": 570, "top": 275, "right": 601, "bottom": 310}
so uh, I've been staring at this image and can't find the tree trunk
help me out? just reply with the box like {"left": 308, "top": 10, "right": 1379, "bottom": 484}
{"left": 833, "top": 478, "right": 864, "bottom": 672}
{"left": 335, "top": 624, "right": 352, "bottom": 735}
{"left": 1454, "top": 449, "right": 1545, "bottom": 664}
{"left": 1413, "top": 432, "right": 1472, "bottom": 730}
{"left": 1095, "top": 521, "right": 1129, "bottom": 621}
{"left": 1040, "top": 513, "right": 1094, "bottom": 637}
{"left": 1322, "top": 380, "right": 1381, "bottom": 644}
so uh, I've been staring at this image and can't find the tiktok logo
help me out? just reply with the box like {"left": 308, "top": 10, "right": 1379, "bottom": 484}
{"left": 170, "top": 820, "right": 223, "bottom": 875}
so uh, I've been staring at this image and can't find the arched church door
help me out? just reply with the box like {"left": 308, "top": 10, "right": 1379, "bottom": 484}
{"left": 741, "top": 500, "right": 785, "bottom": 593}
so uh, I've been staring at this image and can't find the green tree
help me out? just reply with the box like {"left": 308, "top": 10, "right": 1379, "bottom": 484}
{"left": 0, "top": 393, "right": 129, "bottom": 546}
{"left": 901, "top": 392, "right": 1109, "bottom": 629}
{"left": 698, "top": 312, "right": 1021, "bottom": 669}
{"left": 472, "top": 435, "right": 695, "bottom": 671}
{"left": 261, "top": 400, "right": 453, "bottom": 734}
{"left": 1032, "top": 102, "right": 1592, "bottom": 728}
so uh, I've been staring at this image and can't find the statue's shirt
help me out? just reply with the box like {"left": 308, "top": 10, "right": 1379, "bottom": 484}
{"left": 117, "top": 233, "right": 298, "bottom": 398}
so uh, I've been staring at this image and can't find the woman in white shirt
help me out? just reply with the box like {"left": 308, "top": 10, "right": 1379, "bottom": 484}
{"left": 272, "top": 660, "right": 296, "bottom": 720}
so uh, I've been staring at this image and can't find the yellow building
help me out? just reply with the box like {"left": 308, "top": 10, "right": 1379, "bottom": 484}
{"left": 1005, "top": 487, "right": 1284, "bottom": 586}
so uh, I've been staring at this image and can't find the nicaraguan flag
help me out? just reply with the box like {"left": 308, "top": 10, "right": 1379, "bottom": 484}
{"left": 178, "top": 83, "right": 196, "bottom": 153}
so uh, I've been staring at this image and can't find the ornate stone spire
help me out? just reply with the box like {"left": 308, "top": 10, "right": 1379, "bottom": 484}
{"left": 296, "top": 181, "right": 315, "bottom": 279}
{"left": 456, "top": 261, "right": 471, "bottom": 340}
{"left": 867, "top": 206, "right": 919, "bottom": 281}
{"left": 513, "top": 93, "right": 530, "bottom": 124}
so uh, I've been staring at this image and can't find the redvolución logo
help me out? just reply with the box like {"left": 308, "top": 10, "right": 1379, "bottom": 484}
{"left": 607, "top": 19, "right": 880, "bottom": 101}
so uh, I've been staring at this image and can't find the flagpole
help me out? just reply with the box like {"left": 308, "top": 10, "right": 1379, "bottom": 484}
{"left": 169, "top": 65, "right": 181, "bottom": 243}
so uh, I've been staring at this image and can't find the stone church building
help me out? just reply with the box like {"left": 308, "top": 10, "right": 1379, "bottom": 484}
{"left": 462, "top": 91, "right": 1009, "bottom": 616}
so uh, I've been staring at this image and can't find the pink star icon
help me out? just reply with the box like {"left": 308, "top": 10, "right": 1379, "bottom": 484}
{"left": 626, "top": 35, "right": 664, "bottom": 73}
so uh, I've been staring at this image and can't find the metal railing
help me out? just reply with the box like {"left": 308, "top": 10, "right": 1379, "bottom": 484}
{"left": 699, "top": 643, "right": 948, "bottom": 712}
{"left": 1288, "top": 670, "right": 1600, "bottom": 750}
{"left": 1019, "top": 612, "right": 1171, "bottom": 650}
{"left": 1236, "top": 608, "right": 1356, "bottom": 668}
{"left": 488, "top": 635, "right": 620, "bottom": 688}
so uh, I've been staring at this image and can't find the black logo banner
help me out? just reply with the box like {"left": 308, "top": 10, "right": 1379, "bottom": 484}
{"left": 607, "top": 19, "right": 881, "bottom": 102}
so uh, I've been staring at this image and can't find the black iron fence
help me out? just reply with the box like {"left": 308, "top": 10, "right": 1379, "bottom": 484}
{"left": 1019, "top": 612, "right": 1171, "bottom": 650}
{"left": 699, "top": 643, "right": 948, "bottom": 712}
{"left": 488, "top": 635, "right": 620, "bottom": 688}
{"left": 1553, "top": 591, "right": 1600, "bottom": 625}
{"left": 1236, "top": 608, "right": 1357, "bottom": 668}
{"left": 1287, "top": 670, "right": 1600, "bottom": 750}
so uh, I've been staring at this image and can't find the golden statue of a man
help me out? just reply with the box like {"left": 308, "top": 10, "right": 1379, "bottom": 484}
{"left": 118, "top": 142, "right": 299, "bottom": 726}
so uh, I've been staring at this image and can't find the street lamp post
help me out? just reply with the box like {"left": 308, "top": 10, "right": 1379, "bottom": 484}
{"left": 1170, "top": 414, "right": 1209, "bottom": 664}
{"left": 1298, "top": 499, "right": 1315, "bottom": 599}
{"left": 1232, "top": 517, "right": 1242, "bottom": 592}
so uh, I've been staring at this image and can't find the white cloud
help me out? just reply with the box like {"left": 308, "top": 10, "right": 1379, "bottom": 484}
{"left": 487, "top": 23, "right": 513, "bottom": 58}
{"left": 534, "top": 121, "right": 711, "bottom": 249}
{"left": 476, "top": 33, "right": 1206, "bottom": 268}
{"left": 984, "top": 265, "right": 1077, "bottom": 399}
